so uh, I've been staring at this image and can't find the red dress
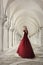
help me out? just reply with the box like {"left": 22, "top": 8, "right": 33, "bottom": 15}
{"left": 17, "top": 30, "right": 35, "bottom": 58}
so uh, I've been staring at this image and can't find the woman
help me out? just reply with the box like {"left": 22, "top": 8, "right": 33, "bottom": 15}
{"left": 17, "top": 26, "right": 35, "bottom": 58}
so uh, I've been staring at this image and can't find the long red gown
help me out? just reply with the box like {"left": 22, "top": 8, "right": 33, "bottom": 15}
{"left": 17, "top": 30, "right": 35, "bottom": 58}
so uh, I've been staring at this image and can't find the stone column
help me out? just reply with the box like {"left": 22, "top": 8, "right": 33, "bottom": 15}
{"left": 9, "top": 27, "right": 14, "bottom": 48}
{"left": 38, "top": 27, "right": 43, "bottom": 55}
{"left": 41, "top": 28, "right": 43, "bottom": 48}
{"left": 0, "top": 0, "right": 7, "bottom": 51}
{"left": 37, "top": 27, "right": 43, "bottom": 56}
{"left": 0, "top": 14, "right": 7, "bottom": 51}
{"left": 4, "top": 21, "right": 10, "bottom": 50}
{"left": 0, "top": 21, "right": 3, "bottom": 51}
{"left": 13, "top": 30, "right": 15, "bottom": 47}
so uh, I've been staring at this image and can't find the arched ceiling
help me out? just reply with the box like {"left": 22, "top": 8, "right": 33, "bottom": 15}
{"left": 12, "top": 11, "right": 40, "bottom": 35}
{"left": 5, "top": 0, "right": 43, "bottom": 11}
{"left": 6, "top": 0, "right": 43, "bottom": 24}
{"left": 4, "top": 0, "right": 43, "bottom": 35}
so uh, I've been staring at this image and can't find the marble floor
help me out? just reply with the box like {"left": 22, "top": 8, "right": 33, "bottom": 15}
{"left": 0, "top": 48, "right": 43, "bottom": 65}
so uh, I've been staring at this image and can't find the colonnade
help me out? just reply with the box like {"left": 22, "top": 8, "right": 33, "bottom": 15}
{"left": 0, "top": 12, "right": 43, "bottom": 54}
{"left": 0, "top": 16, "right": 21, "bottom": 51}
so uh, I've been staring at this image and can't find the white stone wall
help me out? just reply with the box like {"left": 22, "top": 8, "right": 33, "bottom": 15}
{"left": 41, "top": 29, "right": 43, "bottom": 47}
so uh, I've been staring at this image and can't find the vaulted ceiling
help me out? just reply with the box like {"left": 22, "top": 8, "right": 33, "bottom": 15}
{"left": 3, "top": 0, "right": 43, "bottom": 35}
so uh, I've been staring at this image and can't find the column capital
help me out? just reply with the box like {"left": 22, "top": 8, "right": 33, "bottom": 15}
{"left": 10, "top": 26, "right": 14, "bottom": 32}
{"left": 4, "top": 21, "right": 11, "bottom": 30}
{"left": 0, "top": 14, "right": 7, "bottom": 25}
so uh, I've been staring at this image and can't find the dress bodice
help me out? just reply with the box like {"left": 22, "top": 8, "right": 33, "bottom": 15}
{"left": 23, "top": 30, "right": 28, "bottom": 38}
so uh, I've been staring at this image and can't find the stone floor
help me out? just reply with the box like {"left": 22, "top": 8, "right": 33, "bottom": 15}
{"left": 0, "top": 49, "right": 43, "bottom": 65}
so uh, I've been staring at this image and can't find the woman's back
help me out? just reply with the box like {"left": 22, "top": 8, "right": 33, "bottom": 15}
{"left": 17, "top": 26, "right": 35, "bottom": 58}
